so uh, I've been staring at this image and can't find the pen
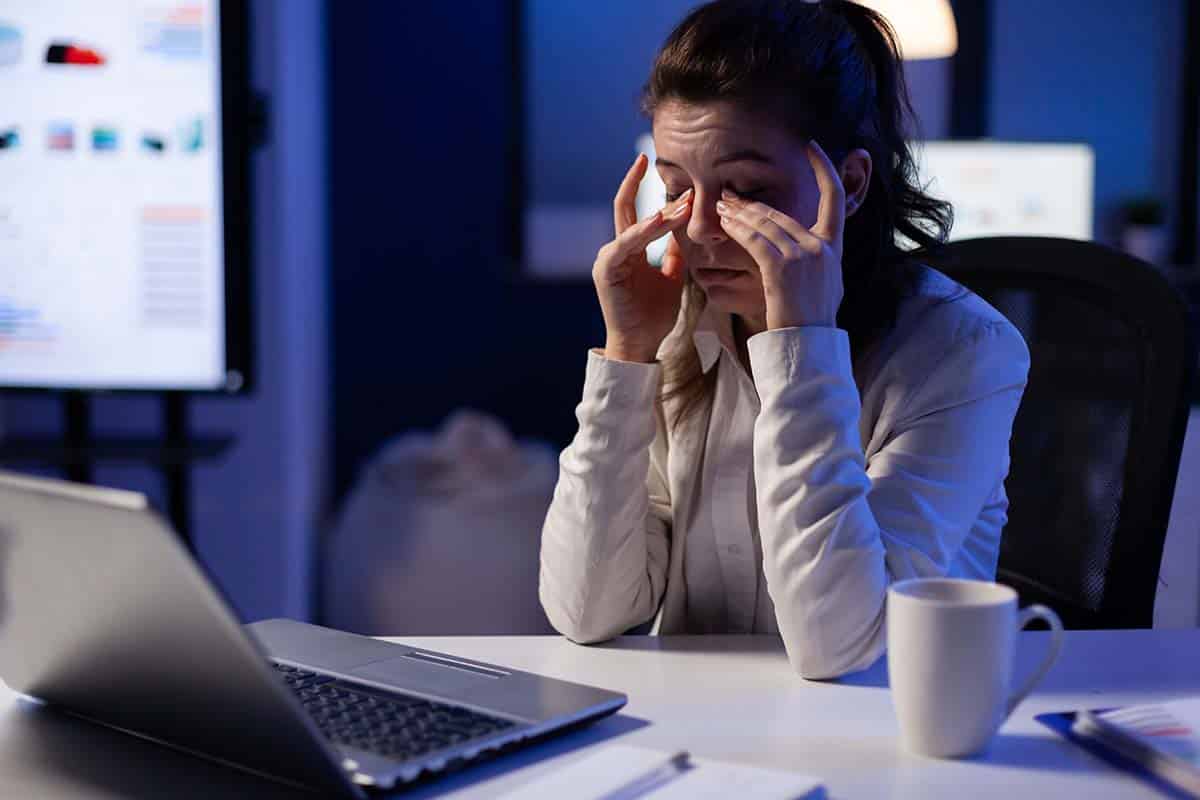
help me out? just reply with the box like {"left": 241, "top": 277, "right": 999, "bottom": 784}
{"left": 594, "top": 750, "right": 693, "bottom": 800}
{"left": 1073, "top": 710, "right": 1200, "bottom": 796}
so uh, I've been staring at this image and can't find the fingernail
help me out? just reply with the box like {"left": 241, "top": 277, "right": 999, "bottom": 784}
{"left": 721, "top": 188, "right": 737, "bottom": 201}
{"left": 669, "top": 202, "right": 689, "bottom": 218}
{"left": 716, "top": 200, "right": 731, "bottom": 216}
{"left": 680, "top": 187, "right": 694, "bottom": 201}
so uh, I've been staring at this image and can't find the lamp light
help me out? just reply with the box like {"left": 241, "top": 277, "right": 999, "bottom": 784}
{"left": 854, "top": 0, "right": 958, "bottom": 60}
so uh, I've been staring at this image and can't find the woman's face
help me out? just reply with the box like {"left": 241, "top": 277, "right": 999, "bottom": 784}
{"left": 652, "top": 99, "right": 825, "bottom": 324}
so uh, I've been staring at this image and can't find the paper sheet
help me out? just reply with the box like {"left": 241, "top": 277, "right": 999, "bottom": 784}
{"left": 498, "top": 744, "right": 825, "bottom": 800}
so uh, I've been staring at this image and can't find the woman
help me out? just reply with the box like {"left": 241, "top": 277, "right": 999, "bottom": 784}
{"left": 539, "top": 0, "right": 1030, "bottom": 679}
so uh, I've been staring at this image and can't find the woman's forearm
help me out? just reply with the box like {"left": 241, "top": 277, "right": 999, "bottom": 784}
{"left": 539, "top": 351, "right": 672, "bottom": 644}
{"left": 749, "top": 322, "right": 1029, "bottom": 681}
{"left": 750, "top": 327, "right": 888, "bottom": 680}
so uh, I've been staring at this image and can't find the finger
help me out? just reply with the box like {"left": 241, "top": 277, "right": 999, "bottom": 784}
{"left": 717, "top": 210, "right": 786, "bottom": 268}
{"left": 613, "top": 153, "right": 648, "bottom": 234}
{"left": 720, "top": 191, "right": 819, "bottom": 252}
{"left": 603, "top": 199, "right": 690, "bottom": 268}
{"left": 722, "top": 190, "right": 815, "bottom": 244}
{"left": 715, "top": 195, "right": 801, "bottom": 257}
{"left": 663, "top": 187, "right": 693, "bottom": 225}
{"left": 807, "top": 140, "right": 846, "bottom": 245}
{"left": 661, "top": 235, "right": 686, "bottom": 281}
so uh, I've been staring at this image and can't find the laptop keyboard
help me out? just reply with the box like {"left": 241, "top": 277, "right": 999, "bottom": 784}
{"left": 272, "top": 662, "right": 516, "bottom": 762}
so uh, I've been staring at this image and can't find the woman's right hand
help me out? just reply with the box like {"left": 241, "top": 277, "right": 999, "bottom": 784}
{"left": 593, "top": 153, "right": 693, "bottom": 363}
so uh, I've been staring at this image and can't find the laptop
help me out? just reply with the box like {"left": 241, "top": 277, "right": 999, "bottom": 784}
{"left": 0, "top": 470, "right": 626, "bottom": 796}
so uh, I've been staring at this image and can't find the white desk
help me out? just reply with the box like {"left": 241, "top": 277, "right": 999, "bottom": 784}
{"left": 2, "top": 629, "right": 1197, "bottom": 798}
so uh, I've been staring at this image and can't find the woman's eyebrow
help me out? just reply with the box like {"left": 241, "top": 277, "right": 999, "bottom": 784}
{"left": 656, "top": 149, "right": 775, "bottom": 170}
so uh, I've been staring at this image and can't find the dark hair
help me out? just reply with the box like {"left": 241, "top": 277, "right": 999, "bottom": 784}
{"left": 642, "top": 0, "right": 953, "bottom": 427}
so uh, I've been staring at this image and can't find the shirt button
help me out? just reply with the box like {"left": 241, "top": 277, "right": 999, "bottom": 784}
{"left": 727, "top": 544, "right": 742, "bottom": 555}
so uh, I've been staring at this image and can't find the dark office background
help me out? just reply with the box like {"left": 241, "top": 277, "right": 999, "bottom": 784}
{"left": 332, "top": 0, "right": 1191, "bottom": 477}
{"left": 2, "top": 0, "right": 1196, "bottom": 625}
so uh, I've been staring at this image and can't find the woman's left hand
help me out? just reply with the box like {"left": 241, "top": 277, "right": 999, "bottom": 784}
{"left": 716, "top": 140, "right": 847, "bottom": 330}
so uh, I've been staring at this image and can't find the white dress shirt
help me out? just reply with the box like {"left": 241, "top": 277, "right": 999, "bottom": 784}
{"left": 539, "top": 267, "right": 1030, "bottom": 679}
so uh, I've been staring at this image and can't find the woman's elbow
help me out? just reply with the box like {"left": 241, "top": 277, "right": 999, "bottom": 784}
{"left": 543, "top": 607, "right": 623, "bottom": 645}
{"left": 783, "top": 623, "right": 886, "bottom": 680}
{"left": 539, "top": 567, "right": 660, "bottom": 645}
{"left": 789, "top": 647, "right": 882, "bottom": 681}
{"left": 539, "top": 584, "right": 622, "bottom": 645}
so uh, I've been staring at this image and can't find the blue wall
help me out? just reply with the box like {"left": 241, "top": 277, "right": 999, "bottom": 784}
{"left": 527, "top": 0, "right": 699, "bottom": 206}
{"left": 328, "top": 1, "right": 604, "bottom": 500}
{"left": 988, "top": 0, "right": 1186, "bottom": 242}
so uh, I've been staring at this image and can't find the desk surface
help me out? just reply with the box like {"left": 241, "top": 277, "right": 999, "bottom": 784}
{"left": 3, "top": 629, "right": 1198, "bottom": 799}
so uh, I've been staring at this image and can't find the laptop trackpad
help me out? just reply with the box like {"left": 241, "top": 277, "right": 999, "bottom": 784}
{"left": 349, "top": 653, "right": 500, "bottom": 696}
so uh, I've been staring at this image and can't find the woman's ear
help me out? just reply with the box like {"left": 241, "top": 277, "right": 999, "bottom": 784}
{"left": 840, "top": 148, "right": 872, "bottom": 218}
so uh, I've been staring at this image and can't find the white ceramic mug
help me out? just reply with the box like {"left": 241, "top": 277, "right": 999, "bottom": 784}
{"left": 887, "top": 578, "right": 1064, "bottom": 758}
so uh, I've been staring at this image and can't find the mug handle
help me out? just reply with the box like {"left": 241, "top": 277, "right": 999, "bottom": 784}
{"left": 1005, "top": 604, "right": 1064, "bottom": 717}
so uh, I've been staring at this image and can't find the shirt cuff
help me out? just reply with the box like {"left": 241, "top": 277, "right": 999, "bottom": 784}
{"left": 746, "top": 327, "right": 854, "bottom": 398}
{"left": 582, "top": 348, "right": 662, "bottom": 412}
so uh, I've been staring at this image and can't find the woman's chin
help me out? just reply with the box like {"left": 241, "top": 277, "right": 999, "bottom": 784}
{"left": 699, "top": 285, "right": 758, "bottom": 316}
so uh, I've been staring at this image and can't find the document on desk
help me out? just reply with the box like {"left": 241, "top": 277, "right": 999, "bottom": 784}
{"left": 500, "top": 744, "right": 825, "bottom": 799}
{"left": 1038, "top": 697, "right": 1200, "bottom": 798}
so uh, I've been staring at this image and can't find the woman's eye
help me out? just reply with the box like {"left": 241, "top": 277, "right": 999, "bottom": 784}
{"left": 664, "top": 186, "right": 767, "bottom": 202}
{"left": 665, "top": 187, "right": 765, "bottom": 202}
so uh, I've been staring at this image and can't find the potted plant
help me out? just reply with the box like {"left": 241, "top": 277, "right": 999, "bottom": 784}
{"left": 1119, "top": 197, "right": 1169, "bottom": 265}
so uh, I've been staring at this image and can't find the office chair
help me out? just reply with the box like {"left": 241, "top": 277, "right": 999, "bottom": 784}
{"left": 931, "top": 237, "right": 1196, "bottom": 629}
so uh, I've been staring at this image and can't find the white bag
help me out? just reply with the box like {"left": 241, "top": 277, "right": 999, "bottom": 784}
{"left": 323, "top": 410, "right": 558, "bottom": 635}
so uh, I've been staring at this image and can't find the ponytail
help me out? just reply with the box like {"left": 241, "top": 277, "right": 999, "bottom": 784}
{"left": 830, "top": 0, "right": 952, "bottom": 254}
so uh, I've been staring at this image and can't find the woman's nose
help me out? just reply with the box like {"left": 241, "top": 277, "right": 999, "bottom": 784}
{"left": 686, "top": 192, "right": 729, "bottom": 245}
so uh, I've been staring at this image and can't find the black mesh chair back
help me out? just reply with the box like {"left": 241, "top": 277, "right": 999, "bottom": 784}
{"left": 931, "top": 237, "right": 1195, "bottom": 629}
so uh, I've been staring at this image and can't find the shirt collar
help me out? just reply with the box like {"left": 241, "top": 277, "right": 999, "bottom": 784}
{"left": 692, "top": 304, "right": 737, "bottom": 374}
{"left": 652, "top": 294, "right": 740, "bottom": 374}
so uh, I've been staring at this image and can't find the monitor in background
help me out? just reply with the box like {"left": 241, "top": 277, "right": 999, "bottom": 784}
{"left": 0, "top": 0, "right": 251, "bottom": 392}
{"left": 912, "top": 141, "right": 1095, "bottom": 242}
